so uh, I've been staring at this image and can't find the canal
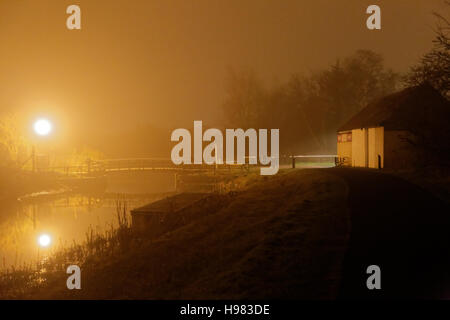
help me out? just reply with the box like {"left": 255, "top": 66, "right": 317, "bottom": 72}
{"left": 0, "top": 172, "right": 177, "bottom": 271}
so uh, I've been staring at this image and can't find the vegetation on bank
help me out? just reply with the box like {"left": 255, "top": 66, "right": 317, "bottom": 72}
{"left": 0, "top": 201, "right": 132, "bottom": 299}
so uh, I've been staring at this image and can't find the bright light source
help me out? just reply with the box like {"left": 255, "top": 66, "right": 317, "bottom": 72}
{"left": 38, "top": 234, "right": 52, "bottom": 247}
{"left": 33, "top": 118, "right": 52, "bottom": 136}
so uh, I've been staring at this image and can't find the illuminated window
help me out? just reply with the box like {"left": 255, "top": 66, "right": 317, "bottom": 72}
{"left": 347, "top": 133, "right": 352, "bottom": 142}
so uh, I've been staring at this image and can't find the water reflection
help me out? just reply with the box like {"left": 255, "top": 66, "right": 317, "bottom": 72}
{"left": 0, "top": 192, "right": 171, "bottom": 271}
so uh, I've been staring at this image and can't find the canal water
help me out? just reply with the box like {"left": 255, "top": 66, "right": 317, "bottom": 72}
{"left": 0, "top": 172, "right": 177, "bottom": 271}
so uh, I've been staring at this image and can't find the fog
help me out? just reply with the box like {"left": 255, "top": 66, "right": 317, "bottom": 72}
{"left": 0, "top": 0, "right": 446, "bottom": 156}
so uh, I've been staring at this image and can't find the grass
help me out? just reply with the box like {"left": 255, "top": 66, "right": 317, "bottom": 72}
{"left": 385, "top": 165, "right": 450, "bottom": 205}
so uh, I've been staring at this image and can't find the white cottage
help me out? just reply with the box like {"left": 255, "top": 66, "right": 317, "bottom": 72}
{"left": 337, "top": 84, "right": 450, "bottom": 169}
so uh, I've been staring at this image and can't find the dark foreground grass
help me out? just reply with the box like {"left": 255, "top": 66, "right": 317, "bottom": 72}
{"left": 2, "top": 169, "right": 350, "bottom": 299}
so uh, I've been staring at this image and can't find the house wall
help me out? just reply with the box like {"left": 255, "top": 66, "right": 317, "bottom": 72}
{"left": 338, "top": 127, "right": 425, "bottom": 169}
{"left": 368, "top": 127, "right": 384, "bottom": 169}
{"left": 384, "top": 130, "right": 423, "bottom": 169}
{"left": 337, "top": 131, "right": 352, "bottom": 166}
{"left": 351, "top": 128, "right": 368, "bottom": 167}
{"left": 344, "top": 127, "right": 384, "bottom": 168}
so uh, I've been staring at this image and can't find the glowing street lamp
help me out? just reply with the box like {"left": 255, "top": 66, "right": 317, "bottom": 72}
{"left": 31, "top": 118, "right": 53, "bottom": 172}
{"left": 33, "top": 118, "right": 53, "bottom": 136}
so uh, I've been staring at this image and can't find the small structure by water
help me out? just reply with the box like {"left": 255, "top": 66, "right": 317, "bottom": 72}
{"left": 130, "top": 193, "right": 210, "bottom": 237}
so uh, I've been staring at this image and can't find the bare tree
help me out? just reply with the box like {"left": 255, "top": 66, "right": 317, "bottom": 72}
{"left": 405, "top": 1, "right": 450, "bottom": 98}
{"left": 222, "top": 67, "right": 266, "bottom": 128}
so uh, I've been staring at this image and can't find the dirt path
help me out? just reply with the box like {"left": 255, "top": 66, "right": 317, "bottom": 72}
{"left": 330, "top": 167, "right": 450, "bottom": 299}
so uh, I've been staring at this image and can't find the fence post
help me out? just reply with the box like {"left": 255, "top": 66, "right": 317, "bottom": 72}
{"left": 87, "top": 158, "right": 91, "bottom": 175}
{"left": 32, "top": 146, "right": 36, "bottom": 172}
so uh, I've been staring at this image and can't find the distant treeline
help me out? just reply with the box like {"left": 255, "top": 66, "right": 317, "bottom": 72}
{"left": 0, "top": 114, "right": 30, "bottom": 168}
{"left": 220, "top": 3, "right": 449, "bottom": 156}
{"left": 220, "top": 50, "right": 399, "bottom": 155}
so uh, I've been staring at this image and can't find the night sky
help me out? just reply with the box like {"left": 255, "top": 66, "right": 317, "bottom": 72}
{"left": 0, "top": 0, "right": 445, "bottom": 142}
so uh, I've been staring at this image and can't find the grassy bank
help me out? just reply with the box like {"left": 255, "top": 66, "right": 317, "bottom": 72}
{"left": 1, "top": 169, "right": 350, "bottom": 299}
{"left": 385, "top": 165, "right": 450, "bottom": 205}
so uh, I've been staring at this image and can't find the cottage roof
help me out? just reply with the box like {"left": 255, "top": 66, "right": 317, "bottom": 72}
{"left": 338, "top": 84, "right": 450, "bottom": 134}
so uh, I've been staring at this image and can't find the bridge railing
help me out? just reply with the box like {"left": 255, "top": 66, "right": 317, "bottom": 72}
{"left": 286, "top": 155, "right": 338, "bottom": 168}
{"left": 37, "top": 155, "right": 339, "bottom": 176}
{"left": 40, "top": 158, "right": 251, "bottom": 176}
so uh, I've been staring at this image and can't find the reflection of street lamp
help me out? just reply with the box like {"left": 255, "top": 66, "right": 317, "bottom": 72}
{"left": 38, "top": 233, "right": 52, "bottom": 248}
{"left": 32, "top": 118, "right": 53, "bottom": 172}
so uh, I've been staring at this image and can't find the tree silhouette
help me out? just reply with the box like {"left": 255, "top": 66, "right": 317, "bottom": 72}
{"left": 405, "top": 1, "right": 450, "bottom": 98}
